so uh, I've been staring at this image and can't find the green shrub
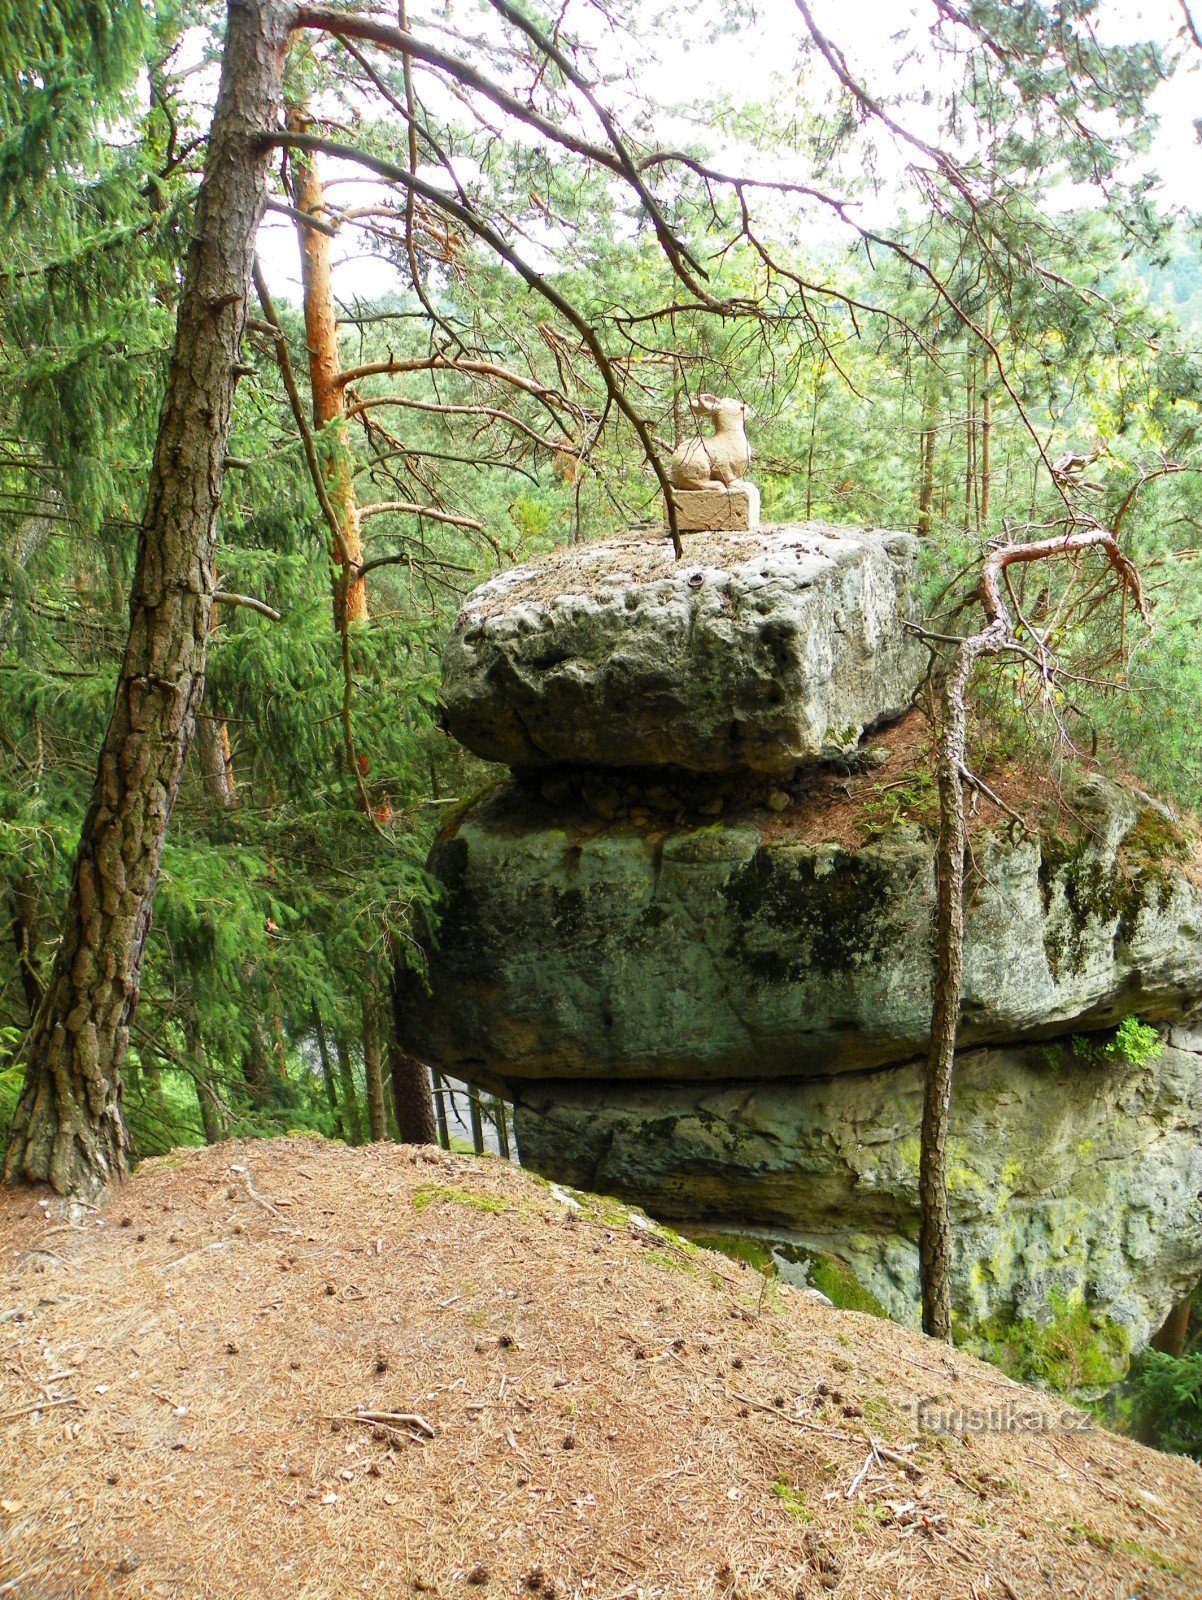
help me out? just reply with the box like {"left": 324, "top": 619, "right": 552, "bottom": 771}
{"left": 1127, "top": 1349, "right": 1202, "bottom": 1460}
{"left": 1068, "top": 1016, "right": 1163, "bottom": 1070}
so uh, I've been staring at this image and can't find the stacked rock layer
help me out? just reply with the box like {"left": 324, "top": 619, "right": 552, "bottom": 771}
{"left": 403, "top": 524, "right": 1202, "bottom": 1367}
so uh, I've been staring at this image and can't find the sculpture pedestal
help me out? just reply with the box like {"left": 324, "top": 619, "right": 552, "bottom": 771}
{"left": 668, "top": 482, "right": 760, "bottom": 532}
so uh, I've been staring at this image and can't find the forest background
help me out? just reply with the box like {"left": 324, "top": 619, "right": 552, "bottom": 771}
{"left": 1, "top": 0, "right": 1201, "bottom": 1445}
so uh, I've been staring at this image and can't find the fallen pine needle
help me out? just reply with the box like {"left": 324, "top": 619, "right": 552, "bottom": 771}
{"left": 0, "top": 1396, "right": 79, "bottom": 1424}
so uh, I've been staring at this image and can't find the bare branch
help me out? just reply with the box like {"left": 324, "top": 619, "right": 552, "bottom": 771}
{"left": 360, "top": 500, "right": 483, "bottom": 530}
{"left": 920, "top": 523, "right": 1149, "bottom": 1342}
{"left": 264, "top": 197, "right": 338, "bottom": 237}
{"left": 211, "top": 591, "right": 283, "bottom": 622}
{"left": 260, "top": 128, "right": 684, "bottom": 557}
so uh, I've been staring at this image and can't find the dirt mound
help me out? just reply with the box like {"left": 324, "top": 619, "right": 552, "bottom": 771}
{"left": 2, "top": 1138, "right": 1199, "bottom": 1599}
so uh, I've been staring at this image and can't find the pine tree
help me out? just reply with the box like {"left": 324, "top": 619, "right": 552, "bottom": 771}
{"left": 4, "top": 0, "right": 297, "bottom": 1195}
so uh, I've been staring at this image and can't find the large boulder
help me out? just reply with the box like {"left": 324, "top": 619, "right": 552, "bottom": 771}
{"left": 399, "top": 763, "right": 1202, "bottom": 1087}
{"left": 438, "top": 524, "right": 925, "bottom": 773}
{"left": 513, "top": 1032, "right": 1202, "bottom": 1363}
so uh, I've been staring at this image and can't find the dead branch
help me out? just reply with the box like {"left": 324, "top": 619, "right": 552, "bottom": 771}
{"left": 260, "top": 129, "right": 685, "bottom": 557}
{"left": 359, "top": 500, "right": 484, "bottom": 531}
{"left": 212, "top": 591, "right": 283, "bottom": 622}
{"left": 920, "top": 527, "right": 1148, "bottom": 1340}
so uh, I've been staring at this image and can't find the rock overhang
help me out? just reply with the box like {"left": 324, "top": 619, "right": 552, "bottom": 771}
{"left": 511, "top": 1037, "right": 1202, "bottom": 1358}
{"left": 398, "top": 764, "right": 1202, "bottom": 1089}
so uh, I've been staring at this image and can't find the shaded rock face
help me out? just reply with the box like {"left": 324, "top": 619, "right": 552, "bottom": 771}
{"left": 513, "top": 1038, "right": 1202, "bottom": 1358}
{"left": 439, "top": 525, "right": 925, "bottom": 773}
{"left": 401, "top": 774, "right": 1202, "bottom": 1086}
{"left": 405, "top": 522, "right": 1202, "bottom": 1366}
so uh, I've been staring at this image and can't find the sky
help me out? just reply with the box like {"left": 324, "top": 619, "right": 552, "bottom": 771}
{"left": 254, "top": 0, "right": 1202, "bottom": 304}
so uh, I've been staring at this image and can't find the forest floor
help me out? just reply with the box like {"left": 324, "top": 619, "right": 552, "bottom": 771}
{"left": 1, "top": 1137, "right": 1199, "bottom": 1600}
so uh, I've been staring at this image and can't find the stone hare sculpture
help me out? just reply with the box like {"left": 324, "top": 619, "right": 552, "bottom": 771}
{"left": 667, "top": 394, "right": 752, "bottom": 488}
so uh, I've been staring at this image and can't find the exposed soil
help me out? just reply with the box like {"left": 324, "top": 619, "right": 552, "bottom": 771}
{"left": 494, "top": 705, "right": 1202, "bottom": 880}
{"left": 2, "top": 1139, "right": 1199, "bottom": 1599}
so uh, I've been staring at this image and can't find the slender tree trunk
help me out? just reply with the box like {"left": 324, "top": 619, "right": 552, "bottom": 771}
{"left": 9, "top": 879, "right": 44, "bottom": 1023}
{"left": 431, "top": 1069, "right": 451, "bottom": 1150}
{"left": 335, "top": 1033, "right": 364, "bottom": 1145}
{"left": 242, "top": 1006, "right": 275, "bottom": 1108}
{"left": 494, "top": 1097, "right": 511, "bottom": 1161}
{"left": 917, "top": 373, "right": 937, "bottom": 536}
{"left": 195, "top": 600, "right": 238, "bottom": 806}
{"left": 388, "top": 978, "right": 437, "bottom": 1144}
{"left": 920, "top": 654, "right": 973, "bottom": 1341}
{"left": 362, "top": 1000, "right": 388, "bottom": 1142}
{"left": 271, "top": 1011, "right": 289, "bottom": 1079}
{"left": 0, "top": 505, "right": 57, "bottom": 647}
{"left": 195, "top": 711, "right": 236, "bottom": 806}
{"left": 805, "top": 368, "right": 824, "bottom": 520}
{"left": 963, "top": 350, "right": 977, "bottom": 533}
{"left": 312, "top": 1009, "right": 343, "bottom": 1133}
{"left": 980, "top": 355, "right": 992, "bottom": 528}
{"left": 468, "top": 1088, "right": 485, "bottom": 1155}
{"left": 3, "top": 0, "right": 296, "bottom": 1197}
{"left": 196, "top": 1078, "right": 226, "bottom": 1144}
{"left": 187, "top": 1017, "right": 228, "bottom": 1146}
{"left": 287, "top": 110, "right": 368, "bottom": 630}
{"left": 920, "top": 530, "right": 1146, "bottom": 1340}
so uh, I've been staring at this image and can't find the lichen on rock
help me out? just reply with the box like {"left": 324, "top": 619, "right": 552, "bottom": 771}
{"left": 512, "top": 1036, "right": 1202, "bottom": 1371}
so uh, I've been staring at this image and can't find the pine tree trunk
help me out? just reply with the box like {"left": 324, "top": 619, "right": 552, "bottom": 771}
{"left": 195, "top": 604, "right": 237, "bottom": 806}
{"left": 919, "top": 531, "right": 1146, "bottom": 1341}
{"left": 980, "top": 349, "right": 992, "bottom": 524}
{"left": 388, "top": 979, "right": 437, "bottom": 1144}
{"left": 195, "top": 711, "right": 236, "bottom": 807}
{"left": 3, "top": 0, "right": 296, "bottom": 1197}
{"left": 388, "top": 1045, "right": 438, "bottom": 1145}
{"left": 196, "top": 1080, "right": 226, "bottom": 1144}
{"left": 963, "top": 351, "right": 976, "bottom": 533}
{"left": 805, "top": 368, "right": 823, "bottom": 521}
{"left": 189, "top": 1020, "right": 228, "bottom": 1145}
{"left": 917, "top": 374, "right": 937, "bottom": 536}
{"left": 468, "top": 1089, "right": 485, "bottom": 1156}
{"left": 921, "top": 639, "right": 983, "bottom": 1342}
{"left": 362, "top": 1000, "right": 388, "bottom": 1142}
{"left": 494, "top": 1097, "right": 511, "bottom": 1161}
{"left": 287, "top": 111, "right": 368, "bottom": 630}
{"left": 9, "top": 877, "right": 44, "bottom": 1023}
{"left": 242, "top": 1008, "right": 275, "bottom": 1108}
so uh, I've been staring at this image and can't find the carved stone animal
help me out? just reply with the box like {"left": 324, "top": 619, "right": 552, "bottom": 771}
{"left": 667, "top": 394, "right": 752, "bottom": 489}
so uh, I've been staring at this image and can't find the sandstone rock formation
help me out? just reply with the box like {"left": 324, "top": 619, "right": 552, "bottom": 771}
{"left": 439, "top": 526, "right": 925, "bottom": 772}
{"left": 514, "top": 1036, "right": 1202, "bottom": 1363}
{"left": 402, "top": 769, "right": 1202, "bottom": 1086}
{"left": 405, "top": 522, "right": 1202, "bottom": 1369}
